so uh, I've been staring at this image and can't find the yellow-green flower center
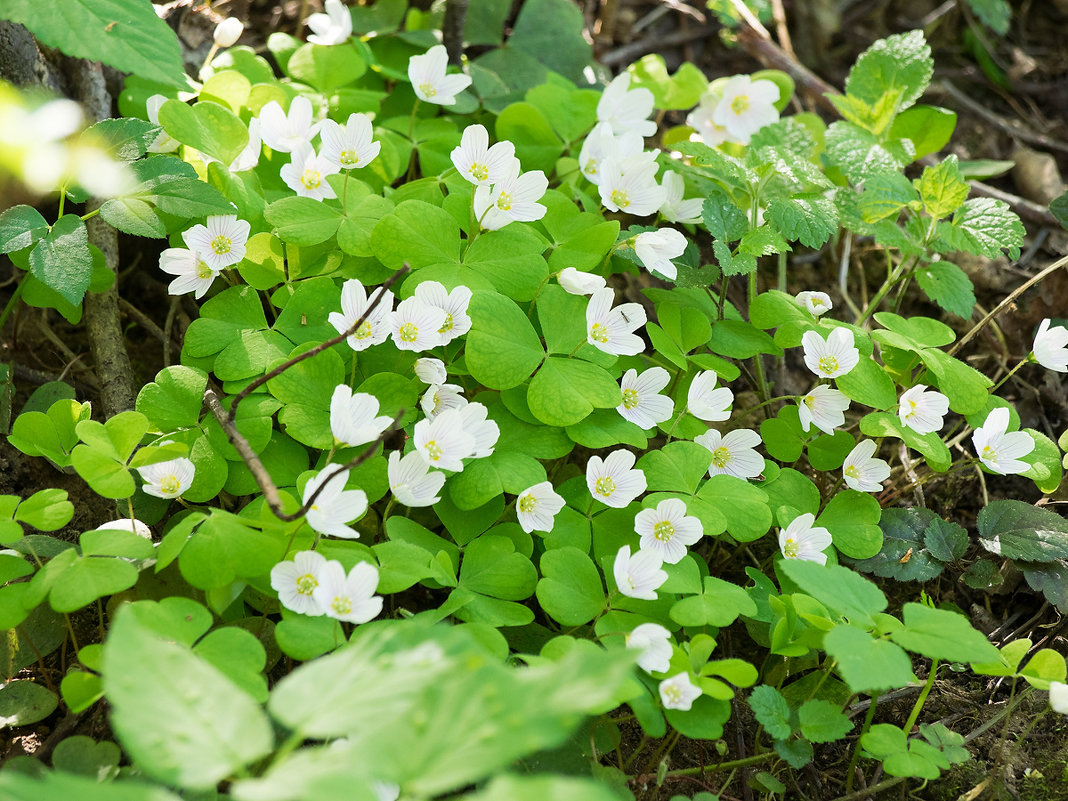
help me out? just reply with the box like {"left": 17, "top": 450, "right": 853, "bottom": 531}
{"left": 622, "top": 388, "right": 640, "bottom": 409}
{"left": 844, "top": 465, "right": 860, "bottom": 479}
{"left": 583, "top": 158, "right": 598, "bottom": 176}
{"left": 296, "top": 573, "right": 317, "bottom": 595}
{"left": 419, "top": 82, "right": 436, "bottom": 98}
{"left": 399, "top": 322, "right": 419, "bottom": 342}
{"left": 653, "top": 520, "right": 675, "bottom": 542}
{"left": 589, "top": 322, "right": 609, "bottom": 344}
{"left": 425, "top": 440, "right": 443, "bottom": 461}
{"left": 331, "top": 596, "right": 353, "bottom": 616}
{"left": 594, "top": 476, "right": 615, "bottom": 497}
{"left": 196, "top": 259, "right": 213, "bottom": 279}
{"left": 803, "top": 395, "right": 816, "bottom": 408}
{"left": 159, "top": 475, "right": 180, "bottom": 495}
{"left": 354, "top": 320, "right": 373, "bottom": 340}
{"left": 518, "top": 494, "right": 537, "bottom": 513}
{"left": 301, "top": 168, "right": 322, "bottom": 190}
{"left": 662, "top": 684, "right": 682, "bottom": 704}
{"left": 211, "top": 235, "right": 232, "bottom": 255}
{"left": 469, "top": 163, "right": 488, "bottom": 182}
{"left": 818, "top": 355, "right": 839, "bottom": 375}
{"left": 782, "top": 537, "right": 799, "bottom": 558}
{"left": 611, "top": 189, "right": 630, "bottom": 208}
{"left": 438, "top": 313, "right": 454, "bottom": 334}
{"left": 711, "top": 446, "right": 732, "bottom": 468}
{"left": 495, "top": 192, "right": 512, "bottom": 212}
{"left": 339, "top": 149, "right": 358, "bottom": 167}
{"left": 731, "top": 95, "right": 750, "bottom": 114}
{"left": 982, "top": 446, "right": 996, "bottom": 462}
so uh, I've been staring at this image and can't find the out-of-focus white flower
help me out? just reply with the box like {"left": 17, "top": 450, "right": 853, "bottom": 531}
{"left": 413, "top": 408, "right": 476, "bottom": 472}
{"left": 302, "top": 467, "right": 368, "bottom": 539}
{"left": 181, "top": 214, "right": 250, "bottom": 271}
{"left": 686, "top": 87, "right": 728, "bottom": 147}
{"left": 617, "top": 367, "right": 674, "bottom": 429}
{"left": 659, "top": 171, "right": 703, "bottom": 224}
{"left": 388, "top": 450, "right": 445, "bottom": 507}
{"left": 796, "top": 291, "right": 832, "bottom": 316}
{"left": 635, "top": 498, "right": 702, "bottom": 564}
{"left": 307, "top": 0, "right": 353, "bottom": 46}
{"left": 687, "top": 371, "right": 733, "bottom": 422}
{"left": 778, "top": 513, "right": 832, "bottom": 565}
{"left": 1049, "top": 681, "right": 1068, "bottom": 715}
{"left": 898, "top": 384, "right": 949, "bottom": 435}
{"left": 201, "top": 118, "right": 262, "bottom": 173}
{"left": 597, "top": 72, "right": 656, "bottom": 138}
{"left": 972, "top": 407, "right": 1034, "bottom": 475}
{"left": 587, "top": 450, "right": 647, "bottom": 508}
{"left": 659, "top": 673, "right": 701, "bottom": 711}
{"left": 414, "top": 357, "right": 447, "bottom": 385}
{"left": 319, "top": 113, "right": 379, "bottom": 170}
{"left": 330, "top": 386, "right": 392, "bottom": 447}
{"left": 457, "top": 402, "right": 499, "bottom": 459}
{"left": 94, "top": 518, "right": 152, "bottom": 539}
{"left": 408, "top": 45, "right": 472, "bottom": 105}
{"left": 328, "top": 280, "right": 394, "bottom": 351}
{"left": 842, "top": 440, "right": 890, "bottom": 493}
{"left": 515, "top": 481, "right": 565, "bottom": 534}
{"left": 626, "top": 623, "right": 672, "bottom": 674}
{"left": 798, "top": 384, "right": 850, "bottom": 435}
{"left": 1033, "top": 318, "right": 1068, "bottom": 372}
{"left": 280, "top": 143, "right": 340, "bottom": 200}
{"left": 259, "top": 96, "right": 321, "bottom": 154}
{"left": 390, "top": 296, "right": 447, "bottom": 352}
{"left": 578, "top": 122, "right": 643, "bottom": 185}
{"left": 413, "top": 281, "right": 472, "bottom": 344}
{"left": 271, "top": 550, "right": 327, "bottom": 616}
{"left": 420, "top": 382, "right": 467, "bottom": 419}
{"left": 473, "top": 161, "right": 548, "bottom": 229}
{"left": 599, "top": 152, "right": 664, "bottom": 217}
{"left": 450, "top": 124, "right": 517, "bottom": 187}
{"left": 695, "top": 428, "right": 764, "bottom": 479}
{"left": 313, "top": 560, "right": 382, "bottom": 624}
{"left": 634, "top": 228, "right": 687, "bottom": 280}
{"left": 558, "top": 268, "right": 607, "bottom": 296}
{"left": 213, "top": 17, "right": 244, "bottom": 47}
{"left": 802, "top": 328, "right": 860, "bottom": 379}
{"left": 138, "top": 456, "right": 195, "bottom": 499}
{"left": 613, "top": 545, "right": 667, "bottom": 600}
{"left": 711, "top": 74, "right": 780, "bottom": 145}
{"left": 586, "top": 288, "right": 646, "bottom": 356}
{"left": 146, "top": 94, "right": 180, "bottom": 153}
{"left": 158, "top": 248, "right": 218, "bottom": 299}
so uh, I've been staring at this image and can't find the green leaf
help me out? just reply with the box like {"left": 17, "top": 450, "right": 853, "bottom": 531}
{"left": 858, "top": 170, "right": 919, "bottom": 222}
{"left": 859, "top": 412, "right": 952, "bottom": 473}
{"left": 707, "top": 320, "right": 782, "bottom": 358}
{"left": 1020, "top": 560, "right": 1068, "bottom": 614}
{"left": 766, "top": 195, "right": 837, "bottom": 249}
{"left": 506, "top": 0, "right": 595, "bottom": 85}
{"left": 0, "top": 681, "right": 58, "bottom": 728}
{"left": 495, "top": 102, "right": 564, "bottom": 174}
{"left": 779, "top": 560, "right": 887, "bottom": 626}
{"left": 157, "top": 99, "right": 248, "bottom": 165}
{"left": 566, "top": 409, "right": 647, "bottom": 449}
{"left": 815, "top": 490, "right": 882, "bottom": 559}
{"left": 102, "top": 605, "right": 274, "bottom": 790}
{"left": 798, "top": 699, "right": 853, "bottom": 743}
{"left": 697, "top": 476, "right": 772, "bottom": 542}
{"left": 84, "top": 117, "right": 159, "bottom": 162}
{"left": 938, "top": 197, "right": 1024, "bottom": 260}
{"left": 287, "top": 43, "right": 366, "bottom": 93}
{"left": 466, "top": 291, "right": 544, "bottom": 390}
{"left": 264, "top": 196, "right": 344, "bottom": 246}
{"left": 669, "top": 575, "right": 757, "bottom": 627}
{"left": 51, "top": 735, "right": 121, "bottom": 778}
{"left": 976, "top": 499, "right": 1068, "bottom": 562}
{"left": 136, "top": 365, "right": 207, "bottom": 432}
{"left": 888, "top": 105, "right": 957, "bottom": 160}
{"left": 872, "top": 312, "right": 955, "bottom": 348}
{"left": 459, "top": 534, "right": 537, "bottom": 600}
{"left": 448, "top": 451, "right": 546, "bottom": 510}
{"left": 916, "top": 347, "right": 991, "bottom": 415}
{"left": 638, "top": 442, "right": 713, "bottom": 496}
{"left": 28, "top": 215, "right": 92, "bottom": 306}
{"left": 835, "top": 352, "right": 897, "bottom": 410}
{"left": 527, "top": 358, "right": 620, "bottom": 427}
{"left": 1, "top": 0, "right": 186, "bottom": 88}
{"left": 0, "top": 205, "right": 49, "bottom": 254}
{"left": 915, "top": 156, "right": 970, "bottom": 219}
{"left": 915, "top": 260, "right": 975, "bottom": 319}
{"left": 967, "top": 0, "right": 1011, "bottom": 34}
{"left": 371, "top": 200, "right": 460, "bottom": 270}
{"left": 890, "top": 603, "right": 1000, "bottom": 662}
{"left": 853, "top": 507, "right": 946, "bottom": 581}
{"left": 14, "top": 488, "right": 73, "bottom": 531}
{"left": 923, "top": 517, "right": 968, "bottom": 562}
{"left": 844, "top": 29, "right": 932, "bottom": 115}
{"left": 463, "top": 225, "right": 549, "bottom": 301}
{"left": 48, "top": 556, "right": 139, "bottom": 612}
{"left": 747, "top": 685, "right": 793, "bottom": 740}
{"left": 825, "top": 121, "right": 912, "bottom": 183}
{"left": 824, "top": 625, "right": 916, "bottom": 694}
{"left": 193, "top": 627, "right": 268, "bottom": 703}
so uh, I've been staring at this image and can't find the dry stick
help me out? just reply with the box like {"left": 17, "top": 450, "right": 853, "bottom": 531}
{"left": 932, "top": 80, "right": 1068, "bottom": 157}
{"left": 601, "top": 26, "right": 717, "bottom": 68}
{"left": 768, "top": 0, "right": 794, "bottom": 58}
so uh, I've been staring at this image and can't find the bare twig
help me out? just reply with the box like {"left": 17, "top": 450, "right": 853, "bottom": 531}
{"left": 769, "top": 0, "right": 794, "bottom": 58}
{"left": 932, "top": 80, "right": 1068, "bottom": 157}
{"left": 601, "top": 26, "right": 717, "bottom": 68}
{"left": 119, "top": 298, "right": 166, "bottom": 345}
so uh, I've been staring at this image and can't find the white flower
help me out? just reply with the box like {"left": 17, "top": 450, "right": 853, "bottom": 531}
{"left": 302, "top": 467, "right": 368, "bottom": 539}
{"left": 635, "top": 498, "right": 702, "bottom": 564}
{"left": 659, "top": 673, "right": 701, "bottom": 711}
{"left": 258, "top": 96, "right": 321, "bottom": 154}
{"left": 146, "top": 94, "right": 180, "bottom": 153}
{"left": 158, "top": 247, "right": 218, "bottom": 299}
{"left": 972, "top": 407, "right": 1034, "bottom": 475}
{"left": 414, "top": 357, "right": 447, "bottom": 385}
{"left": 330, "top": 386, "right": 392, "bottom": 447}
{"left": 586, "top": 287, "right": 646, "bottom": 356}
{"left": 796, "top": 291, "right": 832, "bottom": 316}
{"left": 898, "top": 384, "right": 949, "bottom": 435}
{"left": 319, "top": 113, "right": 380, "bottom": 170}
{"left": 229, "top": 117, "right": 262, "bottom": 172}
{"left": 659, "top": 171, "right": 703, "bottom": 224}
{"left": 687, "top": 371, "right": 734, "bottom": 422}
{"left": 408, "top": 44, "right": 472, "bottom": 105}
{"left": 842, "top": 440, "right": 890, "bottom": 493}
{"left": 213, "top": 17, "right": 244, "bottom": 47}
{"left": 390, "top": 296, "right": 447, "bottom": 351}
{"left": 94, "top": 518, "right": 153, "bottom": 539}
{"left": 778, "top": 513, "right": 832, "bottom": 565}
{"left": 798, "top": 384, "right": 850, "bottom": 434}
{"left": 1033, "top": 318, "right": 1068, "bottom": 372}
{"left": 597, "top": 72, "right": 656, "bottom": 138}
{"left": 599, "top": 152, "right": 664, "bottom": 217}
{"left": 587, "top": 449, "right": 647, "bottom": 508}
{"left": 307, "top": 0, "right": 352, "bottom": 45}
{"left": 138, "top": 456, "right": 195, "bottom": 499}
{"left": 1050, "top": 681, "right": 1068, "bottom": 715}
{"left": 617, "top": 367, "right": 674, "bottom": 429}
{"left": 613, "top": 545, "right": 667, "bottom": 600}
{"left": 328, "top": 279, "right": 394, "bottom": 351}
{"left": 515, "top": 481, "right": 565, "bottom": 534}
{"left": 270, "top": 550, "right": 327, "bottom": 616}
{"left": 802, "top": 327, "right": 860, "bottom": 379}
{"left": 625, "top": 623, "right": 672, "bottom": 674}
{"left": 413, "top": 408, "right": 476, "bottom": 471}
{"left": 313, "top": 560, "right": 383, "bottom": 624}
{"left": 181, "top": 214, "right": 250, "bottom": 271}
{"left": 420, "top": 382, "right": 467, "bottom": 419}
{"left": 634, "top": 228, "right": 687, "bottom": 280}
{"left": 695, "top": 428, "right": 764, "bottom": 479}
{"left": 686, "top": 87, "right": 728, "bottom": 146}
{"left": 450, "top": 124, "right": 517, "bottom": 187}
{"left": 280, "top": 144, "right": 340, "bottom": 200}
{"left": 711, "top": 75, "right": 780, "bottom": 145}
{"left": 458, "top": 402, "right": 499, "bottom": 459}
{"left": 473, "top": 161, "right": 548, "bottom": 229}
{"left": 388, "top": 450, "right": 445, "bottom": 507}
{"left": 578, "top": 123, "right": 643, "bottom": 185}
{"left": 413, "top": 281, "right": 472, "bottom": 343}
{"left": 557, "top": 267, "right": 606, "bottom": 296}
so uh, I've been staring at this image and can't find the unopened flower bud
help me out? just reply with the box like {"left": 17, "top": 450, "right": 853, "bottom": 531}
{"left": 213, "top": 17, "right": 244, "bottom": 48}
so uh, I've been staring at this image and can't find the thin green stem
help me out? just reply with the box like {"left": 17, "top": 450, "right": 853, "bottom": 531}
{"left": 855, "top": 256, "right": 914, "bottom": 326}
{"left": 749, "top": 270, "right": 771, "bottom": 402}
{"left": 0, "top": 272, "right": 29, "bottom": 333}
{"left": 731, "top": 394, "right": 794, "bottom": 423}
{"left": 57, "top": 188, "right": 66, "bottom": 219}
{"left": 844, "top": 694, "right": 878, "bottom": 794}
{"left": 80, "top": 208, "right": 100, "bottom": 222}
{"left": 658, "top": 751, "right": 775, "bottom": 778}
{"left": 902, "top": 658, "right": 939, "bottom": 733}
{"left": 777, "top": 250, "right": 787, "bottom": 293}
{"left": 991, "top": 356, "right": 1031, "bottom": 392}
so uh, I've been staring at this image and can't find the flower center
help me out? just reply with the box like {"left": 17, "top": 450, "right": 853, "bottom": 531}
{"left": 469, "top": 162, "right": 488, "bottom": 182}
{"left": 301, "top": 168, "right": 322, "bottom": 190}
{"left": 589, "top": 322, "right": 609, "bottom": 343}
{"left": 339, "top": 149, "right": 358, "bottom": 167}
{"left": 330, "top": 595, "right": 353, "bottom": 616}
{"left": 425, "top": 440, "right": 443, "bottom": 461}
{"left": 518, "top": 494, "right": 537, "bottom": 513}
{"left": 583, "top": 157, "right": 598, "bottom": 176}
{"left": 419, "top": 82, "right": 436, "bottom": 98}
{"left": 594, "top": 476, "right": 615, "bottom": 497}
{"left": 731, "top": 95, "right": 750, "bottom": 114}
{"left": 399, "top": 322, "right": 419, "bottom": 342}
{"left": 711, "top": 447, "right": 732, "bottom": 468}
{"left": 653, "top": 521, "right": 675, "bottom": 542}
{"left": 354, "top": 320, "right": 373, "bottom": 339}
{"left": 981, "top": 445, "right": 997, "bottom": 462}
{"left": 622, "top": 388, "right": 640, "bottom": 409}
{"left": 844, "top": 465, "right": 860, "bottom": 479}
{"left": 438, "top": 313, "right": 453, "bottom": 334}
{"left": 210, "top": 235, "right": 232, "bottom": 255}
{"left": 803, "top": 395, "right": 816, "bottom": 408}
{"left": 196, "top": 259, "right": 213, "bottom": 279}
{"left": 159, "top": 475, "right": 181, "bottom": 495}
{"left": 610, "top": 189, "right": 630, "bottom": 208}
{"left": 295, "top": 573, "right": 317, "bottom": 595}
{"left": 818, "top": 355, "right": 839, "bottom": 375}
{"left": 662, "top": 684, "right": 682, "bottom": 704}
{"left": 495, "top": 192, "right": 512, "bottom": 212}
{"left": 812, "top": 297, "right": 826, "bottom": 309}
{"left": 782, "top": 537, "right": 799, "bottom": 558}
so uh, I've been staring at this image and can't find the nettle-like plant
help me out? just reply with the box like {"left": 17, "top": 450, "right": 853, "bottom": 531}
{"left": 1, "top": 8, "right": 1067, "bottom": 800}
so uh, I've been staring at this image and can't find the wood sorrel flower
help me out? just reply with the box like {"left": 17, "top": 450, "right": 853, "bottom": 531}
{"left": 687, "top": 370, "right": 734, "bottom": 422}
{"left": 1032, "top": 318, "right": 1068, "bottom": 372}
{"left": 473, "top": 160, "right": 548, "bottom": 229}
{"left": 271, "top": 550, "right": 327, "bottom": 616}
{"left": 613, "top": 545, "right": 667, "bottom": 600}
{"left": 329, "top": 386, "right": 392, "bottom": 447}
{"left": 457, "top": 402, "right": 499, "bottom": 459}
{"left": 798, "top": 384, "right": 850, "bottom": 434}
{"left": 711, "top": 74, "right": 780, "bottom": 144}
{"left": 586, "top": 288, "right": 646, "bottom": 356}
{"left": 258, "top": 96, "right": 321, "bottom": 154}
{"left": 659, "top": 672, "right": 701, "bottom": 710}
{"left": 596, "top": 72, "right": 656, "bottom": 138}
{"left": 515, "top": 481, "right": 565, "bottom": 534}
{"left": 695, "top": 428, "right": 764, "bottom": 479}
{"left": 578, "top": 123, "right": 643, "bottom": 186}
{"left": 414, "top": 357, "right": 447, "bottom": 385}
{"left": 306, "top": 0, "right": 352, "bottom": 45}
{"left": 280, "top": 144, "right": 339, "bottom": 200}
{"left": 450, "top": 124, "right": 517, "bottom": 187}
{"left": 390, "top": 296, "right": 447, "bottom": 351}
{"left": 635, "top": 498, "right": 703, "bottom": 564}
{"left": 319, "top": 113, "right": 380, "bottom": 170}
{"left": 587, "top": 449, "right": 647, "bottom": 508}
{"left": 413, "top": 408, "right": 476, "bottom": 472}
{"left": 388, "top": 450, "right": 445, "bottom": 507}
{"left": 138, "top": 455, "right": 195, "bottom": 499}
{"left": 842, "top": 439, "right": 891, "bottom": 493}
{"left": 420, "top": 382, "right": 466, "bottom": 419}
{"left": 626, "top": 623, "right": 672, "bottom": 674}
{"left": 972, "top": 407, "right": 1034, "bottom": 475}
{"left": 158, "top": 247, "right": 218, "bottom": 299}
{"left": 328, "top": 279, "right": 394, "bottom": 351}
{"left": 802, "top": 327, "right": 860, "bottom": 379}
{"left": 558, "top": 267, "right": 607, "bottom": 296}
{"left": 658, "top": 171, "right": 703, "bottom": 224}
{"left": 778, "top": 513, "right": 832, "bottom": 565}
{"left": 634, "top": 227, "right": 687, "bottom": 280}
{"left": 796, "top": 290, "right": 832, "bottom": 316}
{"left": 181, "top": 214, "right": 250, "bottom": 271}
{"left": 302, "top": 467, "right": 368, "bottom": 539}
{"left": 617, "top": 367, "right": 674, "bottom": 429}
{"left": 898, "top": 384, "right": 949, "bottom": 435}
{"left": 413, "top": 281, "right": 472, "bottom": 343}
{"left": 313, "top": 560, "right": 382, "bottom": 624}
{"left": 598, "top": 152, "right": 664, "bottom": 217}
{"left": 408, "top": 45, "right": 472, "bottom": 105}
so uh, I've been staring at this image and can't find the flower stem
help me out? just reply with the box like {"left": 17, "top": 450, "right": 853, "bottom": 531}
{"left": 991, "top": 356, "right": 1031, "bottom": 392}
{"left": 855, "top": 256, "right": 914, "bottom": 326}
{"left": 844, "top": 693, "right": 878, "bottom": 793}
{"left": 748, "top": 269, "right": 771, "bottom": 402}
{"left": 902, "top": 657, "right": 939, "bottom": 733}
